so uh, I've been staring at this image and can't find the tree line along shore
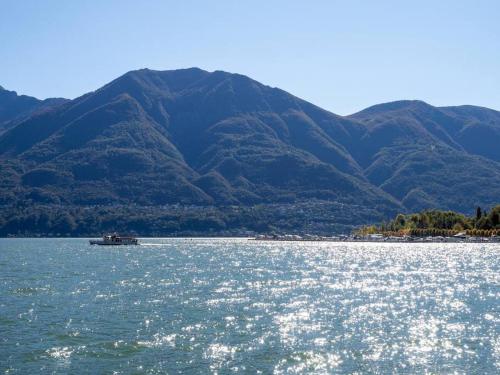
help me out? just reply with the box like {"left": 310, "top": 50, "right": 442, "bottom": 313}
{"left": 356, "top": 205, "right": 500, "bottom": 238}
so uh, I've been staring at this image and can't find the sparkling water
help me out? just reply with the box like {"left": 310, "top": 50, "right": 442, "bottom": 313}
{"left": 0, "top": 238, "right": 499, "bottom": 373}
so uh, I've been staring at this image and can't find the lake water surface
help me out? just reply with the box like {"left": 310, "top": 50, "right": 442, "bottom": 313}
{"left": 0, "top": 238, "right": 499, "bottom": 374}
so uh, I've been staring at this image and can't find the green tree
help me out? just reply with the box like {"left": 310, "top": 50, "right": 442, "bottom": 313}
{"left": 476, "top": 206, "right": 482, "bottom": 220}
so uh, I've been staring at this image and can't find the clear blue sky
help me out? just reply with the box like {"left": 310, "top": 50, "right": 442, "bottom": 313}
{"left": 1, "top": 0, "right": 498, "bottom": 115}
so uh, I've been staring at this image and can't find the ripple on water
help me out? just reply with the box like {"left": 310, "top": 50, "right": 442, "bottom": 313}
{"left": 46, "top": 346, "right": 75, "bottom": 360}
{"left": 137, "top": 333, "right": 177, "bottom": 348}
{"left": 0, "top": 239, "right": 498, "bottom": 373}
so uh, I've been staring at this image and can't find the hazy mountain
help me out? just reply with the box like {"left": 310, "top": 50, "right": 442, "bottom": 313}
{"left": 0, "top": 86, "right": 68, "bottom": 134}
{"left": 0, "top": 68, "right": 499, "bottom": 235}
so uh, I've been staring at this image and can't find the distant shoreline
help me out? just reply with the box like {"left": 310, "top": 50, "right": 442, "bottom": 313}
{"left": 250, "top": 238, "right": 500, "bottom": 244}
{"left": 1, "top": 236, "right": 499, "bottom": 244}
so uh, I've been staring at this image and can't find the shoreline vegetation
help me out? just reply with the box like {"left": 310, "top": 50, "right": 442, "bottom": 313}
{"left": 1, "top": 204, "right": 499, "bottom": 243}
{"left": 252, "top": 205, "right": 500, "bottom": 242}
{"left": 0, "top": 201, "right": 383, "bottom": 237}
{"left": 355, "top": 205, "right": 500, "bottom": 237}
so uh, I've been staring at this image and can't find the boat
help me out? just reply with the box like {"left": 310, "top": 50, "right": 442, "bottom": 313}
{"left": 89, "top": 234, "right": 139, "bottom": 246}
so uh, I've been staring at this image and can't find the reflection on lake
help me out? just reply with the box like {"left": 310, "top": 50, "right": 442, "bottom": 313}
{"left": 0, "top": 238, "right": 499, "bottom": 373}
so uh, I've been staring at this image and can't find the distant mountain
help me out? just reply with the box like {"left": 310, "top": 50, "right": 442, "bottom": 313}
{"left": 348, "top": 100, "right": 500, "bottom": 211}
{"left": 0, "top": 68, "right": 499, "bottom": 235}
{"left": 0, "top": 86, "right": 68, "bottom": 134}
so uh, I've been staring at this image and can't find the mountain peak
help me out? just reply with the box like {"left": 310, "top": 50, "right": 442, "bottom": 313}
{"left": 126, "top": 67, "right": 258, "bottom": 86}
{"left": 126, "top": 66, "right": 209, "bottom": 77}
{"left": 349, "top": 100, "right": 433, "bottom": 118}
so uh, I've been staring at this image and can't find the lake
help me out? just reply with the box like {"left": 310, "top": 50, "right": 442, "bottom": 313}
{"left": 0, "top": 238, "right": 499, "bottom": 374}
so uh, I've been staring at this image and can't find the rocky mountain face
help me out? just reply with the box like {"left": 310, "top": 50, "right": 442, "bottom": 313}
{"left": 0, "top": 68, "right": 499, "bottom": 235}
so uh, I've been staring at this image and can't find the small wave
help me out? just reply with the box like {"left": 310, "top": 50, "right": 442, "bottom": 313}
{"left": 274, "top": 351, "right": 342, "bottom": 374}
{"left": 137, "top": 333, "right": 177, "bottom": 348}
{"left": 46, "top": 346, "right": 74, "bottom": 360}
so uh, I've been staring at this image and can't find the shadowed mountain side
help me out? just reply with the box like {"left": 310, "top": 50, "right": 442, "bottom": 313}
{"left": 348, "top": 100, "right": 500, "bottom": 212}
{"left": 364, "top": 144, "right": 500, "bottom": 212}
{"left": 440, "top": 105, "right": 500, "bottom": 162}
{"left": 0, "top": 86, "right": 68, "bottom": 134}
{"left": 350, "top": 100, "right": 500, "bottom": 163}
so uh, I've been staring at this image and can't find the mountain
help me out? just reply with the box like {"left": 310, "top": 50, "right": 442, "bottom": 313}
{"left": 0, "top": 69, "right": 499, "bottom": 236}
{"left": 348, "top": 100, "right": 500, "bottom": 211}
{"left": 0, "top": 86, "right": 68, "bottom": 134}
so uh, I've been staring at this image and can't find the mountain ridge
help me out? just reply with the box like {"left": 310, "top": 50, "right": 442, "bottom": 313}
{"left": 0, "top": 85, "right": 68, "bottom": 134}
{"left": 0, "top": 68, "right": 499, "bottom": 235}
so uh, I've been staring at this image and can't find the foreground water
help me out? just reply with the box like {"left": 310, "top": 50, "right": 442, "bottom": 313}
{"left": 0, "top": 239, "right": 499, "bottom": 374}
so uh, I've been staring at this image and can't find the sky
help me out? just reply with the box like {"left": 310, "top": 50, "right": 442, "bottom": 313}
{"left": 1, "top": 0, "right": 499, "bottom": 115}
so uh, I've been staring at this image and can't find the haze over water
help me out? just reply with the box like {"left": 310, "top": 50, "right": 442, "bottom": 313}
{"left": 1, "top": 238, "right": 499, "bottom": 374}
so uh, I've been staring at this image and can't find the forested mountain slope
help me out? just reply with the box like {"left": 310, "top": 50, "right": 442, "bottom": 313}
{"left": 0, "top": 68, "right": 498, "bottom": 235}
